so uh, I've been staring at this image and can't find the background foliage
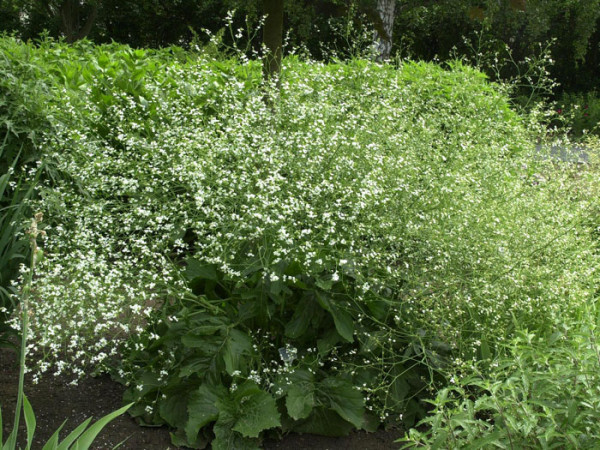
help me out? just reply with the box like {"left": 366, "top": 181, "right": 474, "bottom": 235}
{"left": 1, "top": 0, "right": 599, "bottom": 96}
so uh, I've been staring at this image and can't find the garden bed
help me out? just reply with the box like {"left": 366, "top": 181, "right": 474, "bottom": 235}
{"left": 1, "top": 348, "right": 403, "bottom": 449}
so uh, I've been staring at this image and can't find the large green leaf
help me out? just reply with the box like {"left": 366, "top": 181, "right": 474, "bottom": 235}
{"left": 170, "top": 429, "right": 208, "bottom": 450}
{"left": 212, "top": 422, "right": 260, "bottom": 450}
{"left": 185, "top": 259, "right": 218, "bottom": 281}
{"left": 285, "top": 369, "right": 316, "bottom": 420}
{"left": 315, "top": 292, "right": 354, "bottom": 342}
{"left": 159, "top": 390, "right": 189, "bottom": 428}
{"left": 389, "top": 365, "right": 410, "bottom": 407}
{"left": 177, "top": 355, "right": 212, "bottom": 378}
{"left": 286, "top": 386, "right": 315, "bottom": 421}
{"left": 212, "top": 381, "right": 280, "bottom": 442}
{"left": 181, "top": 333, "right": 223, "bottom": 350}
{"left": 320, "top": 377, "right": 365, "bottom": 429}
{"left": 284, "top": 297, "right": 317, "bottom": 339}
{"left": 230, "top": 382, "right": 281, "bottom": 438}
{"left": 185, "top": 384, "right": 222, "bottom": 444}
{"left": 290, "top": 407, "right": 355, "bottom": 437}
{"left": 222, "top": 329, "right": 252, "bottom": 375}
{"left": 317, "top": 328, "right": 343, "bottom": 355}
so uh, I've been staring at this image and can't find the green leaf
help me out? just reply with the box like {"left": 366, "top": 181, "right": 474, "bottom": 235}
{"left": 223, "top": 329, "right": 252, "bottom": 375}
{"left": 389, "top": 365, "right": 410, "bottom": 406}
{"left": 42, "top": 421, "right": 67, "bottom": 450}
{"left": 23, "top": 394, "right": 36, "bottom": 450}
{"left": 159, "top": 391, "right": 189, "bottom": 428}
{"left": 185, "top": 384, "right": 221, "bottom": 444}
{"left": 320, "top": 377, "right": 365, "bottom": 429}
{"left": 229, "top": 382, "right": 281, "bottom": 438}
{"left": 330, "top": 308, "right": 354, "bottom": 343}
{"left": 431, "top": 430, "right": 450, "bottom": 449}
{"left": 178, "top": 356, "right": 212, "bottom": 377}
{"left": 55, "top": 418, "right": 93, "bottom": 450}
{"left": 170, "top": 429, "right": 208, "bottom": 450}
{"left": 185, "top": 259, "right": 218, "bottom": 281}
{"left": 284, "top": 297, "right": 317, "bottom": 339}
{"left": 315, "top": 278, "right": 333, "bottom": 291}
{"left": 69, "top": 403, "right": 132, "bottom": 450}
{"left": 315, "top": 292, "right": 354, "bottom": 342}
{"left": 480, "top": 339, "right": 491, "bottom": 360}
{"left": 465, "top": 430, "right": 503, "bottom": 450}
{"left": 290, "top": 407, "right": 355, "bottom": 437}
{"left": 212, "top": 422, "right": 260, "bottom": 450}
{"left": 181, "top": 332, "right": 222, "bottom": 349}
{"left": 317, "top": 328, "right": 343, "bottom": 355}
{"left": 285, "top": 369, "right": 316, "bottom": 420}
{"left": 286, "top": 386, "right": 315, "bottom": 421}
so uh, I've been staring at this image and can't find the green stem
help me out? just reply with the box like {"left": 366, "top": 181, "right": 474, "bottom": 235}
{"left": 8, "top": 238, "right": 35, "bottom": 449}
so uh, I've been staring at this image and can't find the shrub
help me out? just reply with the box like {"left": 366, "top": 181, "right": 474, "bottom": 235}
{"left": 2, "top": 37, "right": 598, "bottom": 447}
{"left": 402, "top": 320, "right": 600, "bottom": 449}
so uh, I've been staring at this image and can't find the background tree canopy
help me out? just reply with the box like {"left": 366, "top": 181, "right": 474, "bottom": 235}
{"left": 0, "top": 0, "right": 599, "bottom": 91}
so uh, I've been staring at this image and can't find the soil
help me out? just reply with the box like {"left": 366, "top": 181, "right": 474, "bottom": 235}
{"left": 0, "top": 348, "right": 404, "bottom": 449}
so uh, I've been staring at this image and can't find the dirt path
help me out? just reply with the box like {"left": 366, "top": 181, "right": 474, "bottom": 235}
{"left": 1, "top": 348, "right": 403, "bottom": 449}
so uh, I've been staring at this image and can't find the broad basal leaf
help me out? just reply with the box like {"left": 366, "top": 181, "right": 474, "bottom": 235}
{"left": 285, "top": 369, "right": 316, "bottom": 420}
{"left": 159, "top": 390, "right": 189, "bottom": 428}
{"left": 316, "top": 291, "right": 354, "bottom": 342}
{"left": 185, "top": 258, "right": 218, "bottom": 281}
{"left": 216, "top": 381, "right": 281, "bottom": 439}
{"left": 185, "top": 384, "right": 223, "bottom": 444}
{"left": 212, "top": 422, "right": 261, "bottom": 450}
{"left": 284, "top": 297, "right": 317, "bottom": 339}
{"left": 320, "top": 377, "right": 365, "bottom": 429}
{"left": 290, "top": 407, "right": 355, "bottom": 437}
{"left": 223, "top": 328, "right": 252, "bottom": 375}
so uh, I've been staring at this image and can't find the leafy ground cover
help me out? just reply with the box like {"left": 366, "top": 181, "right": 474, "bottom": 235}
{"left": 0, "top": 347, "right": 403, "bottom": 449}
{"left": 1, "top": 36, "right": 599, "bottom": 448}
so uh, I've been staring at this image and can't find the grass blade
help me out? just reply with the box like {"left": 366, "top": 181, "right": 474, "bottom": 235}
{"left": 3, "top": 427, "right": 17, "bottom": 450}
{"left": 71, "top": 403, "right": 132, "bottom": 450}
{"left": 23, "top": 394, "right": 36, "bottom": 450}
{"left": 54, "top": 418, "right": 92, "bottom": 450}
{"left": 41, "top": 420, "right": 67, "bottom": 450}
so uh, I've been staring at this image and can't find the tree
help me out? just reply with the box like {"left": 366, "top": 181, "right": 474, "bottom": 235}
{"left": 57, "top": 0, "right": 100, "bottom": 43}
{"left": 262, "top": 0, "right": 284, "bottom": 82}
{"left": 14, "top": 0, "right": 100, "bottom": 43}
{"left": 373, "top": 0, "right": 396, "bottom": 61}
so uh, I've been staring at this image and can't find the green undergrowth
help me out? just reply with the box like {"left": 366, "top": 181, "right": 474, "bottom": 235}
{"left": 0, "top": 36, "right": 599, "bottom": 449}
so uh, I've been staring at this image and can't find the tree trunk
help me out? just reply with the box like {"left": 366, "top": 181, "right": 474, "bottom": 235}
{"left": 262, "top": 0, "right": 284, "bottom": 83}
{"left": 60, "top": 0, "right": 99, "bottom": 43}
{"left": 374, "top": 0, "right": 395, "bottom": 61}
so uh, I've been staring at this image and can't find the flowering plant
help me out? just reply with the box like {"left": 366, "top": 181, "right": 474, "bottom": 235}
{"left": 0, "top": 213, "right": 131, "bottom": 450}
{"left": 2, "top": 36, "right": 598, "bottom": 448}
